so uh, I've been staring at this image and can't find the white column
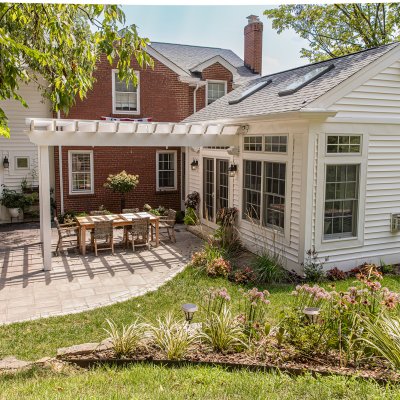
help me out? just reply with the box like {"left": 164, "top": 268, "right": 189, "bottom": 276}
{"left": 38, "top": 145, "right": 52, "bottom": 271}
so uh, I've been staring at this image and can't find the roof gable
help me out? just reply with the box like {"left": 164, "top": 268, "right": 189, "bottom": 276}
{"left": 184, "top": 42, "right": 400, "bottom": 123}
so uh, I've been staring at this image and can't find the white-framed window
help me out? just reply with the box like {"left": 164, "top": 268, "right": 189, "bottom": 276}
{"left": 326, "top": 135, "right": 361, "bottom": 154}
{"left": 112, "top": 70, "right": 140, "bottom": 114}
{"left": 68, "top": 151, "right": 94, "bottom": 194}
{"left": 243, "top": 160, "right": 287, "bottom": 231}
{"left": 206, "top": 80, "right": 227, "bottom": 105}
{"left": 243, "top": 136, "right": 263, "bottom": 152}
{"left": 324, "top": 164, "right": 359, "bottom": 240}
{"left": 15, "top": 156, "right": 30, "bottom": 170}
{"left": 156, "top": 150, "right": 177, "bottom": 191}
{"left": 265, "top": 135, "right": 288, "bottom": 153}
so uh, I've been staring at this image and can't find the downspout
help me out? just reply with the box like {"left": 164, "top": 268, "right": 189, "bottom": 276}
{"left": 57, "top": 110, "right": 64, "bottom": 215}
{"left": 193, "top": 83, "right": 200, "bottom": 114}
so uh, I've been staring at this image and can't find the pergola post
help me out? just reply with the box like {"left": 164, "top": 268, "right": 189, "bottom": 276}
{"left": 38, "top": 145, "right": 52, "bottom": 271}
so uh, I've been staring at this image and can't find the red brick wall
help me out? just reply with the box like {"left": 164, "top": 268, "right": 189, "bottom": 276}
{"left": 56, "top": 57, "right": 236, "bottom": 214}
{"left": 195, "top": 63, "right": 234, "bottom": 112}
{"left": 244, "top": 22, "right": 263, "bottom": 75}
{"left": 54, "top": 146, "right": 182, "bottom": 214}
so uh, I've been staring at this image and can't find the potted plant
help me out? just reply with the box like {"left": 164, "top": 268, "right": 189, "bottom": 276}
{"left": 0, "top": 185, "right": 30, "bottom": 218}
{"left": 104, "top": 170, "right": 139, "bottom": 212}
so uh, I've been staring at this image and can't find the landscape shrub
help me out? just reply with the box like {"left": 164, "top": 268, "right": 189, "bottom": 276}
{"left": 231, "top": 266, "right": 256, "bottom": 284}
{"left": 206, "top": 257, "right": 231, "bottom": 278}
{"left": 183, "top": 207, "right": 198, "bottom": 225}
{"left": 251, "top": 252, "right": 287, "bottom": 284}
{"left": 326, "top": 267, "right": 347, "bottom": 281}
{"left": 104, "top": 319, "right": 147, "bottom": 357}
{"left": 302, "top": 248, "right": 326, "bottom": 282}
{"left": 150, "top": 313, "right": 198, "bottom": 360}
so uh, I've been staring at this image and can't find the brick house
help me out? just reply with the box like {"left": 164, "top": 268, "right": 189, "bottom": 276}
{"left": 54, "top": 16, "right": 262, "bottom": 216}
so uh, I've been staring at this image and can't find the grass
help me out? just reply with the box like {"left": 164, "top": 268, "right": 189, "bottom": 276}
{"left": 1, "top": 268, "right": 400, "bottom": 398}
{"left": 1, "top": 267, "right": 400, "bottom": 361}
{"left": 1, "top": 364, "right": 400, "bottom": 400}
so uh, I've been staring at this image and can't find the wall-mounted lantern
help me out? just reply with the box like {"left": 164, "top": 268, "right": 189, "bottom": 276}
{"left": 3, "top": 156, "right": 9, "bottom": 169}
{"left": 190, "top": 159, "right": 199, "bottom": 170}
{"left": 228, "top": 163, "right": 237, "bottom": 177}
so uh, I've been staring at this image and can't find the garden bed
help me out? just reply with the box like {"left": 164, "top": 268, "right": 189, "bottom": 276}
{"left": 59, "top": 344, "right": 400, "bottom": 383}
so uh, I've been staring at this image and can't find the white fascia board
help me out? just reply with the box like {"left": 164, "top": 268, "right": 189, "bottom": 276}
{"left": 307, "top": 44, "right": 400, "bottom": 110}
{"left": 146, "top": 46, "right": 191, "bottom": 77}
{"left": 189, "top": 55, "right": 237, "bottom": 76}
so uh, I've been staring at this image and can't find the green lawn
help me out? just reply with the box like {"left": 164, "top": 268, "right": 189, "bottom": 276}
{"left": 1, "top": 267, "right": 400, "bottom": 361}
{"left": 1, "top": 364, "right": 400, "bottom": 400}
{"left": 1, "top": 267, "right": 400, "bottom": 399}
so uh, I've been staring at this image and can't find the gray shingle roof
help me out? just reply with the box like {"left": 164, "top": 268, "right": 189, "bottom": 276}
{"left": 184, "top": 43, "right": 400, "bottom": 123}
{"left": 150, "top": 42, "right": 257, "bottom": 82}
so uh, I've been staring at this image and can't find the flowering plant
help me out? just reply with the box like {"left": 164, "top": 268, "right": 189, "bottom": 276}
{"left": 206, "top": 257, "right": 231, "bottom": 278}
{"left": 291, "top": 284, "right": 332, "bottom": 310}
{"left": 238, "top": 287, "right": 270, "bottom": 338}
{"left": 201, "top": 287, "right": 231, "bottom": 317}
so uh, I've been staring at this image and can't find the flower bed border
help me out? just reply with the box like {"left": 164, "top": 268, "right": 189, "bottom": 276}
{"left": 61, "top": 356, "right": 398, "bottom": 384}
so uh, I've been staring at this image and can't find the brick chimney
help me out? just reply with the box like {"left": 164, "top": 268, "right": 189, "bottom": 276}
{"left": 244, "top": 15, "right": 263, "bottom": 75}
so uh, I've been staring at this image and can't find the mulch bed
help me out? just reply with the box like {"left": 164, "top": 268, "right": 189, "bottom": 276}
{"left": 60, "top": 343, "right": 400, "bottom": 383}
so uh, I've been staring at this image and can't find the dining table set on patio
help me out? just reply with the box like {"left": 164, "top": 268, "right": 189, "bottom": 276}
{"left": 54, "top": 209, "right": 177, "bottom": 256}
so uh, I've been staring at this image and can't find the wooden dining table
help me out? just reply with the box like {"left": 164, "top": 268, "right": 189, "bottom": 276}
{"left": 75, "top": 212, "right": 160, "bottom": 255}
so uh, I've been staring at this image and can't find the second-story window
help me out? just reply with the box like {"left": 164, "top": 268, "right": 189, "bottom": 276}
{"left": 112, "top": 70, "right": 140, "bottom": 114}
{"left": 207, "top": 81, "right": 227, "bottom": 105}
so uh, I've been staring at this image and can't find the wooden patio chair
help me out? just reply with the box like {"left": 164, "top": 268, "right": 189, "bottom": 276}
{"left": 91, "top": 220, "right": 114, "bottom": 256}
{"left": 151, "top": 209, "right": 177, "bottom": 243}
{"left": 54, "top": 217, "right": 80, "bottom": 255}
{"left": 122, "top": 208, "right": 140, "bottom": 243}
{"left": 127, "top": 217, "right": 150, "bottom": 251}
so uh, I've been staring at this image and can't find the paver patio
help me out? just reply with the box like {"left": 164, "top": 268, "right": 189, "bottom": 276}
{"left": 0, "top": 222, "right": 202, "bottom": 325}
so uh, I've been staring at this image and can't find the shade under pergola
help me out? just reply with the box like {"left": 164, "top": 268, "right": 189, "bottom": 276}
{"left": 25, "top": 118, "right": 246, "bottom": 270}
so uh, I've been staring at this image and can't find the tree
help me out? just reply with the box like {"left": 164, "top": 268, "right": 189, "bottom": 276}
{"left": 264, "top": 3, "right": 400, "bottom": 62}
{"left": 0, "top": 4, "right": 153, "bottom": 138}
{"left": 104, "top": 170, "right": 139, "bottom": 212}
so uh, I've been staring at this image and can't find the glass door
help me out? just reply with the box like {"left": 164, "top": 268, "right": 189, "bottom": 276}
{"left": 203, "top": 158, "right": 229, "bottom": 223}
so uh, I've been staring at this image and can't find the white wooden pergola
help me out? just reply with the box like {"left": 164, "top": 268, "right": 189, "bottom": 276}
{"left": 25, "top": 118, "right": 246, "bottom": 270}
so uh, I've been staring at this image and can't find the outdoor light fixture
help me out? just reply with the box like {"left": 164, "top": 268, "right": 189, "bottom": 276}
{"left": 2, "top": 156, "right": 9, "bottom": 169}
{"left": 303, "top": 307, "right": 321, "bottom": 324}
{"left": 190, "top": 159, "right": 199, "bottom": 170}
{"left": 228, "top": 163, "right": 237, "bottom": 177}
{"left": 182, "top": 303, "right": 198, "bottom": 324}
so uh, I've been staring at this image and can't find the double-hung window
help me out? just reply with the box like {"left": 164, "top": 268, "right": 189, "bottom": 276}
{"left": 207, "top": 81, "right": 227, "bottom": 105}
{"left": 243, "top": 160, "right": 287, "bottom": 230}
{"left": 157, "top": 151, "right": 177, "bottom": 191}
{"left": 112, "top": 70, "right": 139, "bottom": 114}
{"left": 324, "top": 164, "right": 359, "bottom": 239}
{"left": 68, "top": 151, "right": 94, "bottom": 194}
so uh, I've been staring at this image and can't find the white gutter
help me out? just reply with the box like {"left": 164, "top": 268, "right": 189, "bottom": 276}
{"left": 192, "top": 81, "right": 207, "bottom": 114}
{"left": 57, "top": 110, "right": 64, "bottom": 215}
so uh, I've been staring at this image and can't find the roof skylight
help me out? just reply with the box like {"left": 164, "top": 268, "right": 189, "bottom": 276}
{"left": 228, "top": 79, "right": 272, "bottom": 105}
{"left": 278, "top": 64, "right": 335, "bottom": 96}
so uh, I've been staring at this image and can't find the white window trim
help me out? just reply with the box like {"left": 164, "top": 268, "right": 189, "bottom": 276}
{"left": 264, "top": 134, "right": 289, "bottom": 154}
{"left": 15, "top": 156, "right": 30, "bottom": 170}
{"left": 206, "top": 80, "right": 227, "bottom": 106}
{"left": 156, "top": 150, "right": 177, "bottom": 191}
{"left": 112, "top": 69, "right": 140, "bottom": 115}
{"left": 242, "top": 134, "right": 289, "bottom": 154}
{"left": 239, "top": 134, "right": 293, "bottom": 243}
{"left": 243, "top": 135, "right": 263, "bottom": 152}
{"left": 325, "top": 133, "right": 362, "bottom": 156}
{"left": 68, "top": 150, "right": 94, "bottom": 195}
{"left": 315, "top": 132, "right": 367, "bottom": 251}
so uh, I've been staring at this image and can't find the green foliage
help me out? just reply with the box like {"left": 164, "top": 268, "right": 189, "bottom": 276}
{"left": 380, "top": 260, "right": 395, "bottom": 275}
{"left": 200, "top": 306, "right": 247, "bottom": 353}
{"left": 264, "top": 4, "right": 400, "bottom": 62}
{"left": 302, "top": 249, "right": 326, "bottom": 282}
{"left": 184, "top": 207, "right": 198, "bottom": 225}
{"left": 0, "top": 4, "right": 154, "bottom": 138}
{"left": 251, "top": 252, "right": 287, "bottom": 284}
{"left": 150, "top": 313, "right": 197, "bottom": 360}
{"left": 104, "top": 171, "right": 139, "bottom": 194}
{"left": 200, "top": 287, "right": 231, "bottom": 317}
{"left": 104, "top": 319, "right": 147, "bottom": 357}
{"left": 206, "top": 257, "right": 231, "bottom": 278}
{"left": 0, "top": 185, "right": 36, "bottom": 210}
{"left": 360, "top": 313, "right": 400, "bottom": 370}
{"left": 214, "top": 207, "right": 241, "bottom": 257}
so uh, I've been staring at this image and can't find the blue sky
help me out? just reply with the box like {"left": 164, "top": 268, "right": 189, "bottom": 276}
{"left": 122, "top": 6, "right": 310, "bottom": 75}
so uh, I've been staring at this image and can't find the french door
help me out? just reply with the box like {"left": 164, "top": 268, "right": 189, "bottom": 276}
{"left": 203, "top": 158, "right": 229, "bottom": 223}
